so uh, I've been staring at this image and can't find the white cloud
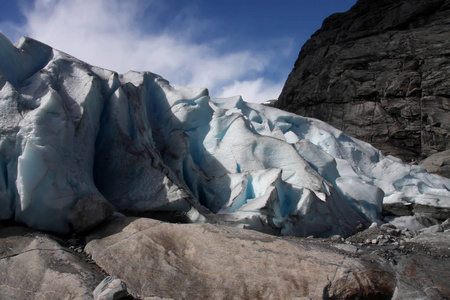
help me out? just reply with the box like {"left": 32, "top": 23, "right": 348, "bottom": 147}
{"left": 217, "top": 78, "right": 283, "bottom": 103}
{"left": 9, "top": 0, "right": 288, "bottom": 102}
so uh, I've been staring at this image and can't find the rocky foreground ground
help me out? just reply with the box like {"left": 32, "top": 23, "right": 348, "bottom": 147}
{"left": 1, "top": 214, "right": 449, "bottom": 300}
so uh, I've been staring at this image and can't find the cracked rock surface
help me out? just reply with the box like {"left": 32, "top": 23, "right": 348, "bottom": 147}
{"left": 0, "top": 222, "right": 104, "bottom": 300}
{"left": 276, "top": 0, "right": 450, "bottom": 165}
{"left": 85, "top": 217, "right": 396, "bottom": 299}
{"left": 344, "top": 222, "right": 450, "bottom": 299}
{"left": 1, "top": 217, "right": 449, "bottom": 299}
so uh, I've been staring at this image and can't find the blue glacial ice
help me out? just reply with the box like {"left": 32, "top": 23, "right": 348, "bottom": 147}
{"left": 1, "top": 33, "right": 449, "bottom": 236}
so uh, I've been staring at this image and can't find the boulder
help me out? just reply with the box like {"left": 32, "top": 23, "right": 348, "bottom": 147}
{"left": 276, "top": 0, "right": 450, "bottom": 164}
{"left": 93, "top": 276, "right": 129, "bottom": 300}
{"left": 419, "top": 149, "right": 450, "bottom": 178}
{"left": 0, "top": 222, "right": 105, "bottom": 300}
{"left": 344, "top": 223, "right": 450, "bottom": 299}
{"left": 85, "top": 217, "right": 396, "bottom": 299}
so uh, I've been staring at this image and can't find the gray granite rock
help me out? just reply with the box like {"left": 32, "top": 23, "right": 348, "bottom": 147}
{"left": 85, "top": 217, "right": 396, "bottom": 299}
{"left": 419, "top": 149, "right": 450, "bottom": 178}
{"left": 345, "top": 224, "right": 450, "bottom": 299}
{"left": 276, "top": 0, "right": 450, "bottom": 165}
{"left": 2, "top": 216, "right": 448, "bottom": 299}
{"left": 93, "top": 276, "right": 129, "bottom": 300}
{"left": 0, "top": 223, "right": 105, "bottom": 300}
{"left": 383, "top": 202, "right": 450, "bottom": 221}
{"left": 85, "top": 217, "right": 450, "bottom": 299}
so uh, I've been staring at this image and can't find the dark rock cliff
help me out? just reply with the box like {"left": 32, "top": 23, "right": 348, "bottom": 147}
{"left": 276, "top": 0, "right": 450, "bottom": 163}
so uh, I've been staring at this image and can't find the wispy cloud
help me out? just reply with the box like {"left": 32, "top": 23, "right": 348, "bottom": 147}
{"left": 6, "top": 0, "right": 291, "bottom": 102}
{"left": 217, "top": 78, "right": 284, "bottom": 103}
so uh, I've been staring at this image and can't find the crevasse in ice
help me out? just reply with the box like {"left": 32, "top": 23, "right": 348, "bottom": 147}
{"left": 1, "top": 33, "right": 449, "bottom": 236}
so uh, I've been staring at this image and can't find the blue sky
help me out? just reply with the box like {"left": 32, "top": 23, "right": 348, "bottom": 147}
{"left": 0, "top": 0, "right": 357, "bottom": 102}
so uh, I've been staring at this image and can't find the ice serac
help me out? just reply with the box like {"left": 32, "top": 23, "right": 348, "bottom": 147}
{"left": 0, "top": 34, "right": 193, "bottom": 233}
{"left": 0, "top": 33, "right": 449, "bottom": 236}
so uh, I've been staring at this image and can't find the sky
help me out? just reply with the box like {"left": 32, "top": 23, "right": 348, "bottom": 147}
{"left": 0, "top": 0, "right": 357, "bottom": 102}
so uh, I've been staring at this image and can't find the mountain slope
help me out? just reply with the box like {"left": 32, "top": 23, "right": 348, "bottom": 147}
{"left": 276, "top": 0, "right": 450, "bottom": 163}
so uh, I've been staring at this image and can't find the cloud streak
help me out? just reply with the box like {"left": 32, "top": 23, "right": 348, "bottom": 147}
{"left": 9, "top": 0, "right": 289, "bottom": 102}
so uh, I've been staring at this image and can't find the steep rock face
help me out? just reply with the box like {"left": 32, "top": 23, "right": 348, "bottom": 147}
{"left": 276, "top": 0, "right": 450, "bottom": 163}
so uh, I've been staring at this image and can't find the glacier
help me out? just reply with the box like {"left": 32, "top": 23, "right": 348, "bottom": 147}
{"left": 1, "top": 33, "right": 449, "bottom": 236}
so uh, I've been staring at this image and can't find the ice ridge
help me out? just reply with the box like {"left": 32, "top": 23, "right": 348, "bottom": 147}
{"left": 0, "top": 33, "right": 449, "bottom": 236}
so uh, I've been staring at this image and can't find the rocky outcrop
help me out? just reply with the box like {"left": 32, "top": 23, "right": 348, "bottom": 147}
{"left": 85, "top": 217, "right": 396, "bottom": 299}
{"left": 93, "top": 276, "right": 129, "bottom": 300}
{"left": 419, "top": 149, "right": 450, "bottom": 178}
{"left": 0, "top": 222, "right": 105, "bottom": 299}
{"left": 1, "top": 217, "right": 449, "bottom": 299}
{"left": 276, "top": 0, "right": 450, "bottom": 163}
{"left": 346, "top": 222, "right": 450, "bottom": 299}
{"left": 83, "top": 216, "right": 450, "bottom": 299}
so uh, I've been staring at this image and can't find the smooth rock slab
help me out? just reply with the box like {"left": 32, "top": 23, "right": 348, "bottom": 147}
{"left": 0, "top": 223, "right": 105, "bottom": 300}
{"left": 85, "top": 217, "right": 395, "bottom": 299}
